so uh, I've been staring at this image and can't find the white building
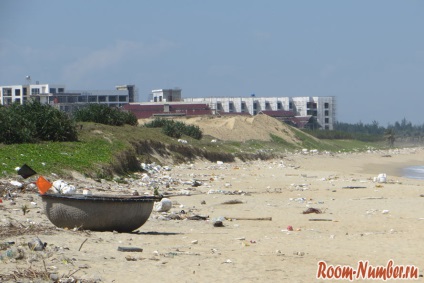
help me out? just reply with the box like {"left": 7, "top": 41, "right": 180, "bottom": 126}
{"left": 183, "top": 96, "right": 336, "bottom": 130}
{"left": 150, "top": 88, "right": 182, "bottom": 103}
{"left": 0, "top": 83, "right": 65, "bottom": 105}
{"left": 0, "top": 83, "right": 135, "bottom": 113}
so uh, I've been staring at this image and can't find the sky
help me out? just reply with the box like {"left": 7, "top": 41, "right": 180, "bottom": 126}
{"left": 1, "top": 1, "right": 423, "bottom": 126}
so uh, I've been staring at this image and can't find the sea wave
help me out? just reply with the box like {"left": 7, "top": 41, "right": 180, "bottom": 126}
{"left": 402, "top": 166, "right": 424, "bottom": 180}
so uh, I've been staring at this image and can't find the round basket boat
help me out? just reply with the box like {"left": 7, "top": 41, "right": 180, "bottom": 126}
{"left": 40, "top": 194, "right": 162, "bottom": 232}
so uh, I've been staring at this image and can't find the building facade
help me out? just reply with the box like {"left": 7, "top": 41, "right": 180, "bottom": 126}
{"left": 0, "top": 83, "right": 65, "bottom": 105}
{"left": 150, "top": 88, "right": 182, "bottom": 103}
{"left": 183, "top": 96, "right": 336, "bottom": 130}
{"left": 0, "top": 83, "right": 136, "bottom": 113}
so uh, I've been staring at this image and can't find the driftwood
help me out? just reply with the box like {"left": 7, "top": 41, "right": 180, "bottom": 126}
{"left": 118, "top": 246, "right": 143, "bottom": 252}
{"left": 221, "top": 199, "right": 243, "bottom": 205}
{"left": 352, "top": 197, "right": 386, "bottom": 200}
{"left": 308, "top": 218, "right": 332, "bottom": 221}
{"left": 78, "top": 238, "right": 88, "bottom": 251}
{"left": 342, "top": 186, "right": 367, "bottom": 189}
{"left": 225, "top": 217, "right": 272, "bottom": 221}
{"left": 302, "top": 208, "right": 322, "bottom": 214}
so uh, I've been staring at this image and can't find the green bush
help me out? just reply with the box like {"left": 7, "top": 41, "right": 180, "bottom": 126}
{"left": 184, "top": 124, "right": 202, "bottom": 140}
{"left": 162, "top": 122, "right": 182, "bottom": 138}
{"left": 0, "top": 101, "right": 78, "bottom": 144}
{"left": 144, "top": 118, "right": 202, "bottom": 140}
{"left": 73, "top": 104, "right": 138, "bottom": 126}
{"left": 144, "top": 118, "right": 168, "bottom": 128}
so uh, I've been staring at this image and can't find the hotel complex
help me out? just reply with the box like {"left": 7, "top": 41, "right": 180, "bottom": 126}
{"left": 0, "top": 83, "right": 136, "bottom": 112}
{"left": 0, "top": 83, "right": 335, "bottom": 130}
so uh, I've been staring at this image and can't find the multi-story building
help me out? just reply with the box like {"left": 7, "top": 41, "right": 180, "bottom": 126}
{"left": 1, "top": 82, "right": 336, "bottom": 129}
{"left": 183, "top": 96, "right": 336, "bottom": 130}
{"left": 0, "top": 83, "right": 136, "bottom": 113}
{"left": 0, "top": 83, "right": 65, "bottom": 105}
{"left": 150, "top": 88, "right": 182, "bottom": 103}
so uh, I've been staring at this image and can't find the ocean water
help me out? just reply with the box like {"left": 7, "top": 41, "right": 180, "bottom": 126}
{"left": 402, "top": 166, "right": 424, "bottom": 180}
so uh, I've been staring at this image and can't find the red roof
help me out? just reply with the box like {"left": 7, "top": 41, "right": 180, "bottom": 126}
{"left": 218, "top": 111, "right": 251, "bottom": 116}
{"left": 287, "top": 116, "right": 313, "bottom": 128}
{"left": 259, "top": 110, "right": 295, "bottom": 117}
{"left": 123, "top": 103, "right": 212, "bottom": 119}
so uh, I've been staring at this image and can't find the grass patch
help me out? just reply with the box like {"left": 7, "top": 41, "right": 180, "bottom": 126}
{"left": 0, "top": 121, "right": 387, "bottom": 179}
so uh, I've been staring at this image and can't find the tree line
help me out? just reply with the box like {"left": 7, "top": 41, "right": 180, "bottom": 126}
{"left": 304, "top": 118, "right": 424, "bottom": 145}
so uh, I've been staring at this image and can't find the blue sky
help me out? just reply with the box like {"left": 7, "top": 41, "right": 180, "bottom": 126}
{"left": 1, "top": 1, "right": 423, "bottom": 125}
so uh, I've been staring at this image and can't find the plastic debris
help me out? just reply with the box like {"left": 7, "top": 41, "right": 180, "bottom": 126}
{"left": 51, "top": 180, "right": 76, "bottom": 194}
{"left": 154, "top": 198, "right": 172, "bottom": 212}
{"left": 373, "top": 173, "right": 387, "bottom": 183}
{"left": 28, "top": 237, "right": 46, "bottom": 251}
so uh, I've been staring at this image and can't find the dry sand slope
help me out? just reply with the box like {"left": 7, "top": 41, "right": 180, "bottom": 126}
{"left": 141, "top": 114, "right": 310, "bottom": 144}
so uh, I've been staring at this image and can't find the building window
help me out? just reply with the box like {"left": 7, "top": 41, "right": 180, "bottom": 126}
{"left": 109, "top": 96, "right": 117, "bottom": 102}
{"left": 229, "top": 102, "right": 234, "bottom": 112}
{"left": 58, "top": 88, "right": 65, "bottom": 93}
{"left": 88, "top": 96, "right": 97, "bottom": 102}
{"left": 307, "top": 102, "right": 317, "bottom": 109}
{"left": 277, "top": 102, "right": 282, "bottom": 110}
{"left": 119, "top": 96, "right": 127, "bottom": 102}
{"left": 325, "top": 118, "right": 329, "bottom": 123}
{"left": 325, "top": 110, "right": 329, "bottom": 116}
{"left": 15, "top": 89, "right": 21, "bottom": 96}
{"left": 253, "top": 102, "right": 258, "bottom": 110}
{"left": 241, "top": 102, "right": 249, "bottom": 112}
{"left": 31, "top": 88, "right": 40, "bottom": 95}
{"left": 159, "top": 96, "right": 163, "bottom": 102}
{"left": 50, "top": 88, "right": 56, "bottom": 94}
{"left": 265, "top": 102, "right": 271, "bottom": 110}
{"left": 324, "top": 103, "right": 329, "bottom": 109}
{"left": 289, "top": 102, "right": 293, "bottom": 109}
{"left": 325, "top": 125, "right": 329, "bottom": 130}
{"left": 3, "top": 88, "right": 12, "bottom": 96}
{"left": 307, "top": 110, "right": 318, "bottom": 116}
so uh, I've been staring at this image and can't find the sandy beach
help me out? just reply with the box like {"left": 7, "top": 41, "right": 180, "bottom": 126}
{"left": 1, "top": 147, "right": 424, "bottom": 282}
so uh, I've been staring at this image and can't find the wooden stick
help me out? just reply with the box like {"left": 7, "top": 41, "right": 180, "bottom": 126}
{"left": 225, "top": 217, "right": 272, "bottom": 221}
{"left": 78, "top": 238, "right": 88, "bottom": 251}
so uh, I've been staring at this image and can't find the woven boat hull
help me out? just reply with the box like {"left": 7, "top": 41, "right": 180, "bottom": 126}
{"left": 41, "top": 194, "right": 162, "bottom": 232}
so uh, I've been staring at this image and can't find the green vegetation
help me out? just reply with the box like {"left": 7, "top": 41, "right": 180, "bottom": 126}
{"left": 73, "top": 104, "right": 138, "bottom": 126}
{"left": 144, "top": 118, "right": 202, "bottom": 140}
{"left": 334, "top": 118, "right": 424, "bottom": 144}
{"left": 1, "top": 103, "right": 411, "bottom": 179}
{"left": 0, "top": 101, "right": 78, "bottom": 144}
